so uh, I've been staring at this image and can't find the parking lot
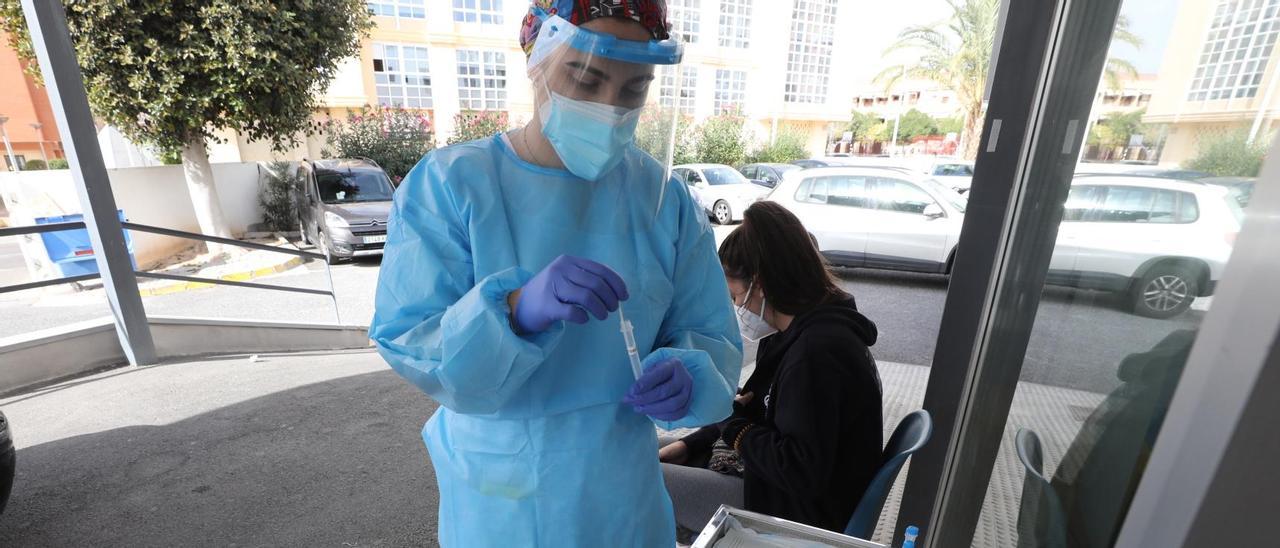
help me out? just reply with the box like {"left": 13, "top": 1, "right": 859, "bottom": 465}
{"left": 0, "top": 225, "right": 1204, "bottom": 395}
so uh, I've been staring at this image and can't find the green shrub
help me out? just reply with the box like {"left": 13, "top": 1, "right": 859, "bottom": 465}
{"left": 22, "top": 159, "right": 46, "bottom": 170}
{"left": 47, "top": 158, "right": 68, "bottom": 169}
{"left": 635, "top": 108, "right": 696, "bottom": 165}
{"left": 747, "top": 130, "right": 809, "bottom": 164}
{"left": 259, "top": 160, "right": 302, "bottom": 232}
{"left": 695, "top": 113, "right": 749, "bottom": 166}
{"left": 1184, "top": 129, "right": 1268, "bottom": 177}
{"left": 448, "top": 111, "right": 510, "bottom": 145}
{"left": 324, "top": 106, "right": 435, "bottom": 181}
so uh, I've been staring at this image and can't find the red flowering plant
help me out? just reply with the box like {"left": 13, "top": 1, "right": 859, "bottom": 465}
{"left": 447, "top": 110, "right": 511, "bottom": 145}
{"left": 322, "top": 105, "right": 435, "bottom": 180}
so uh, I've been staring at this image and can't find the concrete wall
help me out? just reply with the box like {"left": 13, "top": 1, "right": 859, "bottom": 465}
{"left": 0, "top": 317, "right": 371, "bottom": 395}
{"left": 0, "top": 162, "right": 265, "bottom": 277}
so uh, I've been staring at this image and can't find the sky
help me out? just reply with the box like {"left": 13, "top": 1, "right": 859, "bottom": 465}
{"left": 856, "top": 0, "right": 1180, "bottom": 78}
{"left": 1115, "top": 0, "right": 1181, "bottom": 74}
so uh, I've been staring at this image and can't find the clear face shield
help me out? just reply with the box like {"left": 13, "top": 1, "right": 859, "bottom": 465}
{"left": 525, "top": 10, "right": 685, "bottom": 217}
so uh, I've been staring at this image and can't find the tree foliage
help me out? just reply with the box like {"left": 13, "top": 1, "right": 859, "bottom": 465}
{"left": 47, "top": 158, "right": 68, "bottom": 169}
{"left": 848, "top": 111, "right": 881, "bottom": 141}
{"left": 635, "top": 108, "right": 696, "bottom": 165}
{"left": 747, "top": 129, "right": 809, "bottom": 164}
{"left": 21, "top": 159, "right": 46, "bottom": 170}
{"left": 695, "top": 112, "right": 750, "bottom": 166}
{"left": 448, "top": 110, "right": 510, "bottom": 145}
{"left": 1103, "top": 15, "right": 1144, "bottom": 90}
{"left": 937, "top": 116, "right": 964, "bottom": 135}
{"left": 324, "top": 106, "right": 435, "bottom": 181}
{"left": 897, "top": 108, "right": 941, "bottom": 141}
{"left": 0, "top": 0, "right": 373, "bottom": 153}
{"left": 1087, "top": 109, "right": 1148, "bottom": 149}
{"left": 1184, "top": 129, "right": 1269, "bottom": 177}
{"left": 878, "top": 0, "right": 1000, "bottom": 159}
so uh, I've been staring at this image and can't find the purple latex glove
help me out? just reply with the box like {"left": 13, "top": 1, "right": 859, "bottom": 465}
{"left": 514, "top": 255, "right": 629, "bottom": 334}
{"left": 624, "top": 357, "right": 694, "bottom": 422}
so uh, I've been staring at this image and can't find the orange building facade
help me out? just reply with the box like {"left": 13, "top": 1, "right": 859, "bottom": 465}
{"left": 1, "top": 31, "right": 63, "bottom": 172}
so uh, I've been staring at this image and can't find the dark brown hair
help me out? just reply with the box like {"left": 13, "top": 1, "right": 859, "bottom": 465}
{"left": 718, "top": 201, "right": 848, "bottom": 316}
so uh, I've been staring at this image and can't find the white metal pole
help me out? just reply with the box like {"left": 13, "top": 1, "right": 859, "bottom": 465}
{"left": 20, "top": 0, "right": 156, "bottom": 365}
{"left": 30, "top": 123, "right": 47, "bottom": 162}
{"left": 0, "top": 117, "right": 19, "bottom": 171}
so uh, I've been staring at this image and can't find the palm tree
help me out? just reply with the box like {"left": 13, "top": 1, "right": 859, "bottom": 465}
{"left": 876, "top": 0, "right": 1000, "bottom": 160}
{"left": 1104, "top": 15, "right": 1144, "bottom": 90}
{"left": 878, "top": 1, "right": 1143, "bottom": 160}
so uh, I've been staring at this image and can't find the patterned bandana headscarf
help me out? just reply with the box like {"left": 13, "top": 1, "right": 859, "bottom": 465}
{"left": 519, "top": 0, "right": 672, "bottom": 58}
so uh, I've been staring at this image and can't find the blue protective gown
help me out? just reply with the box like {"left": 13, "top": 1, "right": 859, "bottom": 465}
{"left": 369, "top": 134, "right": 743, "bottom": 547}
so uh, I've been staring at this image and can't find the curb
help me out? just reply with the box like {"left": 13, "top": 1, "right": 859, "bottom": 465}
{"left": 138, "top": 255, "right": 305, "bottom": 297}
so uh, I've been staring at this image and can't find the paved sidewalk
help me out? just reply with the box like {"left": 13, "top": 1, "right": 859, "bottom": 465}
{"left": 0, "top": 352, "right": 1102, "bottom": 546}
{"left": 669, "top": 359, "right": 1102, "bottom": 546}
{"left": 134, "top": 237, "right": 309, "bottom": 297}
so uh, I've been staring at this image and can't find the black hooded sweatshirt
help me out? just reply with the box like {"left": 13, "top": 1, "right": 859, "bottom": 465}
{"left": 720, "top": 295, "right": 883, "bottom": 533}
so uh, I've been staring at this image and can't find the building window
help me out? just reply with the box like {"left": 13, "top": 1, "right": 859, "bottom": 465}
{"left": 715, "top": 69, "right": 747, "bottom": 113}
{"left": 1187, "top": 0, "right": 1280, "bottom": 101}
{"left": 453, "top": 0, "right": 504, "bottom": 24}
{"left": 456, "top": 50, "right": 507, "bottom": 110}
{"left": 367, "top": 0, "right": 425, "bottom": 19}
{"left": 718, "top": 0, "right": 752, "bottom": 48}
{"left": 669, "top": 0, "right": 701, "bottom": 43}
{"left": 660, "top": 66, "right": 698, "bottom": 114}
{"left": 784, "top": 0, "right": 839, "bottom": 104}
{"left": 373, "top": 44, "right": 433, "bottom": 108}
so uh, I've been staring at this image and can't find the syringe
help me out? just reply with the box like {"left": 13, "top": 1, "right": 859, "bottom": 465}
{"left": 618, "top": 304, "right": 645, "bottom": 380}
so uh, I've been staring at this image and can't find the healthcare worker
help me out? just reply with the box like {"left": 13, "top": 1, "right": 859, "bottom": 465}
{"left": 368, "top": 1, "right": 743, "bottom": 546}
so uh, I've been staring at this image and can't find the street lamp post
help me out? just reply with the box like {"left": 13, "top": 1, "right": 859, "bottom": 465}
{"left": 30, "top": 122, "right": 47, "bottom": 162}
{"left": 0, "top": 115, "right": 19, "bottom": 172}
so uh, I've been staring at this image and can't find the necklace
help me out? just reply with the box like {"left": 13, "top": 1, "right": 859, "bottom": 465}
{"left": 520, "top": 127, "right": 550, "bottom": 167}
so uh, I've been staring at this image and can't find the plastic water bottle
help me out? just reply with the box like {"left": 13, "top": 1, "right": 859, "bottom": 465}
{"left": 902, "top": 525, "right": 920, "bottom": 548}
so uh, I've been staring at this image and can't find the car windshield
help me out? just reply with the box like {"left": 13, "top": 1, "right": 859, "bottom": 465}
{"left": 933, "top": 164, "right": 973, "bottom": 176}
{"left": 317, "top": 170, "right": 395, "bottom": 204}
{"left": 704, "top": 167, "right": 749, "bottom": 185}
{"left": 921, "top": 178, "right": 968, "bottom": 213}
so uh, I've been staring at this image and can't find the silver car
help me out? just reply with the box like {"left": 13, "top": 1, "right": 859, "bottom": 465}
{"left": 770, "top": 167, "right": 1242, "bottom": 318}
{"left": 296, "top": 159, "right": 395, "bottom": 264}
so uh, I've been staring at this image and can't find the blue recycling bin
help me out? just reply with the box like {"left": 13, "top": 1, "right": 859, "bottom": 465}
{"left": 33, "top": 210, "right": 136, "bottom": 278}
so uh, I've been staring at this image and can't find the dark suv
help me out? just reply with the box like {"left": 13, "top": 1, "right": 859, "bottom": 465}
{"left": 296, "top": 159, "right": 395, "bottom": 264}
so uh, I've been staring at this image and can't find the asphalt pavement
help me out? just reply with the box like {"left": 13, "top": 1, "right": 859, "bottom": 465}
{"left": 0, "top": 237, "right": 1203, "bottom": 395}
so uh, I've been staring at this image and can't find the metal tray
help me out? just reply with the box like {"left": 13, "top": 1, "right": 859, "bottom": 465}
{"left": 691, "top": 505, "right": 888, "bottom": 548}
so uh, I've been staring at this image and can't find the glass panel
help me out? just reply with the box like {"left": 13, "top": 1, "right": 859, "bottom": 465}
{"left": 973, "top": 0, "right": 1269, "bottom": 545}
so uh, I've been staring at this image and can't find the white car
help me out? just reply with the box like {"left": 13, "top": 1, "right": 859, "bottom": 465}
{"left": 770, "top": 167, "right": 1242, "bottom": 318}
{"left": 916, "top": 158, "right": 975, "bottom": 193}
{"left": 672, "top": 164, "right": 772, "bottom": 224}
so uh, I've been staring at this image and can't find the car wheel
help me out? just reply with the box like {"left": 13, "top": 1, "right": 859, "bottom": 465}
{"left": 0, "top": 410, "right": 14, "bottom": 516}
{"left": 1132, "top": 264, "right": 1198, "bottom": 319}
{"left": 298, "top": 220, "right": 311, "bottom": 245}
{"left": 318, "top": 233, "right": 342, "bottom": 266}
{"left": 713, "top": 200, "right": 733, "bottom": 225}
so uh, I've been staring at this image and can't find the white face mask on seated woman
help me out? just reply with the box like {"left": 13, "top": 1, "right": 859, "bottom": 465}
{"left": 735, "top": 281, "right": 778, "bottom": 342}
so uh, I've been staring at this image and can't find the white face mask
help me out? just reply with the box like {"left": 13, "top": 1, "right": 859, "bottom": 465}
{"left": 735, "top": 281, "right": 778, "bottom": 342}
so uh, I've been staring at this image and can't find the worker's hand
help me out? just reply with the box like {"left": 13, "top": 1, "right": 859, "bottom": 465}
{"left": 512, "top": 255, "right": 629, "bottom": 334}
{"left": 734, "top": 392, "right": 754, "bottom": 406}
{"left": 659, "top": 440, "right": 690, "bottom": 465}
{"left": 624, "top": 357, "right": 693, "bottom": 422}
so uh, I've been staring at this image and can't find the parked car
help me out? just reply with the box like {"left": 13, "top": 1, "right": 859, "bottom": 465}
{"left": 672, "top": 164, "right": 771, "bottom": 225}
{"left": 1198, "top": 176, "right": 1255, "bottom": 207}
{"left": 296, "top": 158, "right": 396, "bottom": 264}
{"left": 791, "top": 159, "right": 841, "bottom": 169}
{"left": 739, "top": 163, "right": 801, "bottom": 189}
{"left": 770, "top": 167, "right": 1242, "bottom": 318}
{"left": 916, "top": 158, "right": 975, "bottom": 193}
{"left": 1123, "top": 168, "right": 1213, "bottom": 180}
